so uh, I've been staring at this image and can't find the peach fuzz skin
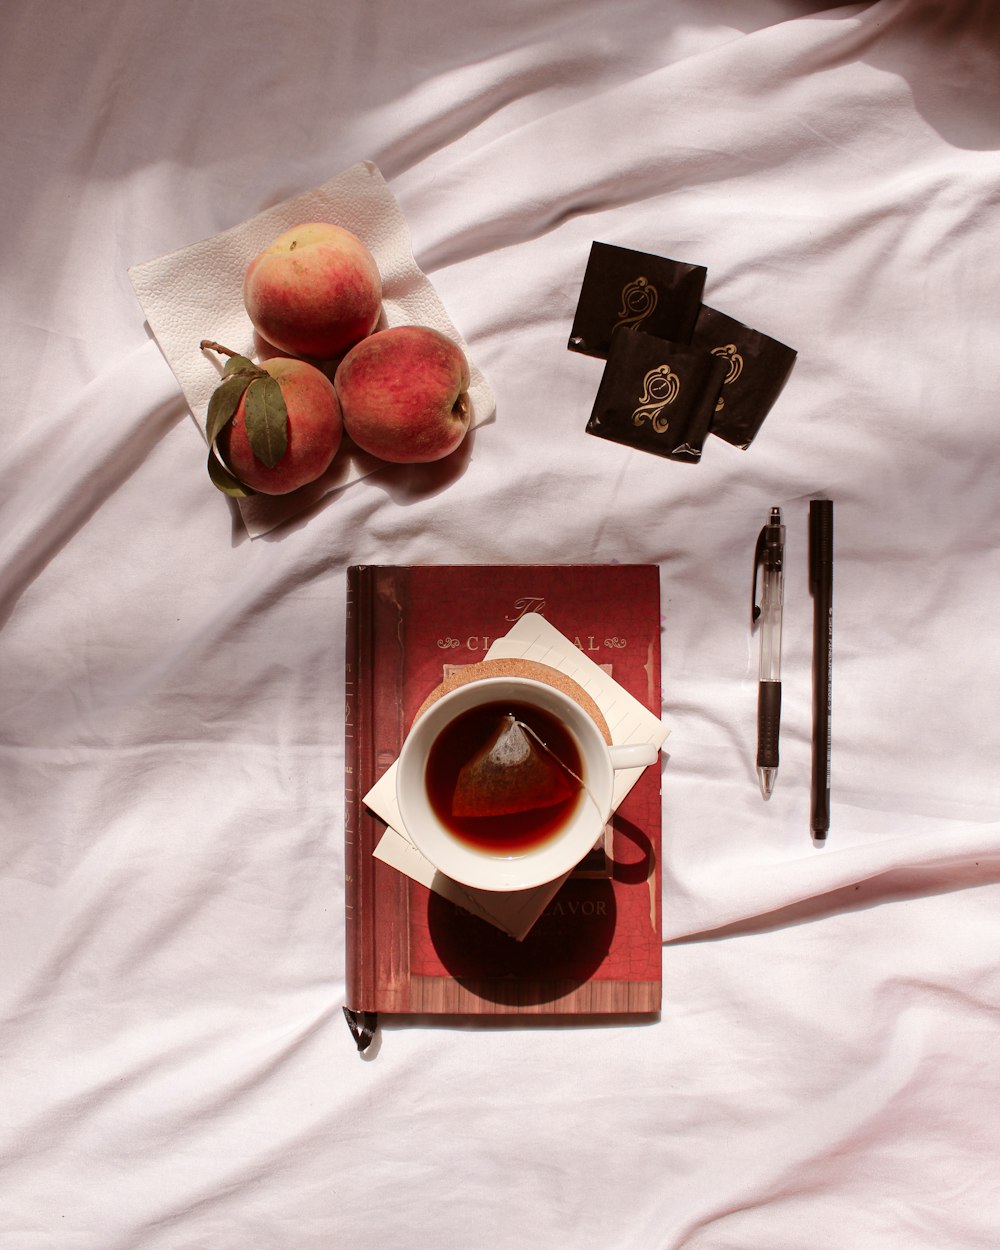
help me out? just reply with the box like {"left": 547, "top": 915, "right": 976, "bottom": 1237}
{"left": 219, "top": 357, "right": 343, "bottom": 495}
{"left": 243, "top": 223, "right": 382, "bottom": 360}
{"left": 334, "top": 326, "right": 471, "bottom": 464}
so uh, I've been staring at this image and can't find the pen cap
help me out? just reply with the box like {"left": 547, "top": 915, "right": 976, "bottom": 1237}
{"left": 752, "top": 506, "right": 784, "bottom": 623}
{"left": 762, "top": 507, "right": 784, "bottom": 568}
{"left": 809, "top": 500, "right": 833, "bottom": 588}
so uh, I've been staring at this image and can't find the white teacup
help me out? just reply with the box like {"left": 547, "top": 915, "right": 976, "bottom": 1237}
{"left": 395, "top": 676, "right": 659, "bottom": 892}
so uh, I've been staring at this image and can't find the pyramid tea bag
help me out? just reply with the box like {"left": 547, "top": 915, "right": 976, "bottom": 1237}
{"left": 692, "top": 304, "right": 797, "bottom": 448}
{"left": 423, "top": 700, "right": 589, "bottom": 853}
{"left": 568, "top": 241, "right": 707, "bottom": 359}
{"left": 586, "top": 327, "right": 728, "bottom": 463}
{"left": 452, "top": 713, "right": 576, "bottom": 819}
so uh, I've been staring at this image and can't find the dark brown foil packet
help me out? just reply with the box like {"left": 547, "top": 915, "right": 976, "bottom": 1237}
{"left": 585, "top": 328, "right": 727, "bottom": 463}
{"left": 568, "top": 241, "right": 707, "bottom": 359}
{"left": 692, "top": 305, "right": 797, "bottom": 448}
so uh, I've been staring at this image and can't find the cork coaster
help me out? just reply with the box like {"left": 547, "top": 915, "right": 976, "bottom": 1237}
{"left": 412, "top": 658, "right": 612, "bottom": 744}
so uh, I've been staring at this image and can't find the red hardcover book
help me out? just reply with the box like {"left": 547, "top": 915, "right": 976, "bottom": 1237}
{"left": 344, "top": 564, "right": 663, "bottom": 1034}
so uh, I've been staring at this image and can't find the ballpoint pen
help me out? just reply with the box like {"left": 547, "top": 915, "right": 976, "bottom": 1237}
{"left": 752, "top": 506, "right": 785, "bottom": 799}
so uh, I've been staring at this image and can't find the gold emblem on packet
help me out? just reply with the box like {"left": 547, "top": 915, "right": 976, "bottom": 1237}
{"left": 709, "top": 342, "right": 744, "bottom": 412}
{"left": 631, "top": 363, "right": 681, "bottom": 434}
{"left": 614, "top": 275, "right": 659, "bottom": 333}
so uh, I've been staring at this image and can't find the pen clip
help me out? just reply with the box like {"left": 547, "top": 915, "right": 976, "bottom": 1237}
{"left": 751, "top": 525, "right": 768, "bottom": 624}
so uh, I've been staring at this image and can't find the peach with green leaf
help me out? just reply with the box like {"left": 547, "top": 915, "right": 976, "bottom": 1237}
{"left": 201, "top": 341, "right": 343, "bottom": 496}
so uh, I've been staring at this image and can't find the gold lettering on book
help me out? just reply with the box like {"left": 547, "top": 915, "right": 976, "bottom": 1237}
{"left": 631, "top": 363, "right": 680, "bottom": 434}
{"left": 436, "top": 637, "right": 497, "bottom": 653}
{"left": 545, "top": 898, "right": 609, "bottom": 918}
{"left": 573, "top": 635, "right": 602, "bottom": 653}
{"left": 437, "top": 626, "right": 628, "bottom": 655}
{"left": 614, "top": 275, "right": 658, "bottom": 332}
{"left": 505, "top": 596, "right": 547, "bottom": 623}
{"left": 710, "top": 342, "right": 743, "bottom": 412}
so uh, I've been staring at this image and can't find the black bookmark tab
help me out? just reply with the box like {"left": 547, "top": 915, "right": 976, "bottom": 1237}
{"left": 343, "top": 1006, "right": 378, "bottom": 1053}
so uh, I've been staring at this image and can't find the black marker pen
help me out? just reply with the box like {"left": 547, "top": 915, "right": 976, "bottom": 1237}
{"left": 809, "top": 500, "right": 833, "bottom": 843}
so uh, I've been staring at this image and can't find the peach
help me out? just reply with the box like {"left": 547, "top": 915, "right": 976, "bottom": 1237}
{"left": 335, "top": 326, "right": 471, "bottom": 463}
{"left": 218, "top": 356, "right": 343, "bottom": 494}
{"left": 243, "top": 222, "right": 382, "bottom": 360}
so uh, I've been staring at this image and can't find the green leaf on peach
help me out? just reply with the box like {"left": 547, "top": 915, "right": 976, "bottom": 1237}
{"left": 222, "top": 354, "right": 261, "bottom": 379}
{"left": 206, "top": 446, "right": 257, "bottom": 497}
{"left": 244, "top": 375, "right": 288, "bottom": 468}
{"left": 206, "top": 372, "right": 256, "bottom": 446}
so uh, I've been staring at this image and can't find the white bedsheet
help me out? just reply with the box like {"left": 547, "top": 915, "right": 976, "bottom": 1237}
{"left": 3, "top": 1, "right": 1000, "bottom": 1245}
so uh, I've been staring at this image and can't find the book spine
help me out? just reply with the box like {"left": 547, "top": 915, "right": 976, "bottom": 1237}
{"left": 343, "top": 564, "right": 374, "bottom": 1010}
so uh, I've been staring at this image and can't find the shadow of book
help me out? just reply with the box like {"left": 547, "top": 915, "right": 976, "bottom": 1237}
{"left": 427, "top": 877, "right": 617, "bottom": 1006}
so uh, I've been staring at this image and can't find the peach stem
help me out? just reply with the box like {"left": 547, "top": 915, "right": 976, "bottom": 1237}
{"left": 199, "top": 339, "right": 239, "bottom": 359}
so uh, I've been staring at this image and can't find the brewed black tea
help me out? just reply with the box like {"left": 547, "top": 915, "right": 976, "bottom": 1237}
{"left": 425, "top": 701, "right": 584, "bottom": 854}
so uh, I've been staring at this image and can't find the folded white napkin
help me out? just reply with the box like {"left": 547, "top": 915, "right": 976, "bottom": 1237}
{"left": 363, "top": 614, "right": 668, "bottom": 940}
{"left": 128, "top": 160, "right": 495, "bottom": 538}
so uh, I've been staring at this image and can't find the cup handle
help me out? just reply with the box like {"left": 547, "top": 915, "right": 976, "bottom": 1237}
{"left": 608, "top": 742, "right": 659, "bottom": 770}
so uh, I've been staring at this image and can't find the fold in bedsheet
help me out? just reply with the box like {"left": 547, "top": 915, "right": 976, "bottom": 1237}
{"left": 2, "top": 1, "right": 1000, "bottom": 1247}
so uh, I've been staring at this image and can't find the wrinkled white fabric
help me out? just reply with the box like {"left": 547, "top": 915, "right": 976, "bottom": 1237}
{"left": 2, "top": 1, "right": 1000, "bottom": 1246}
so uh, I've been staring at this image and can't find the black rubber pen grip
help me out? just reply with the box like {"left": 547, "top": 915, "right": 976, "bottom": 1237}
{"left": 756, "top": 681, "right": 781, "bottom": 769}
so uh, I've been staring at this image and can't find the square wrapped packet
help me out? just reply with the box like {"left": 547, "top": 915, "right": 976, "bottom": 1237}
{"left": 568, "top": 241, "right": 706, "bottom": 358}
{"left": 585, "top": 328, "right": 727, "bottom": 463}
{"left": 692, "top": 304, "right": 797, "bottom": 448}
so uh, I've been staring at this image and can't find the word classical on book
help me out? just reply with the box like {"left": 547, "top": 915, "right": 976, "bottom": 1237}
{"left": 436, "top": 631, "right": 628, "bottom": 655}
{"left": 434, "top": 596, "right": 630, "bottom": 655}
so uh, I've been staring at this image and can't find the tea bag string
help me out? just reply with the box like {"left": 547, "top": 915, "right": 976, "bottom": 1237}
{"left": 511, "top": 718, "right": 606, "bottom": 826}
